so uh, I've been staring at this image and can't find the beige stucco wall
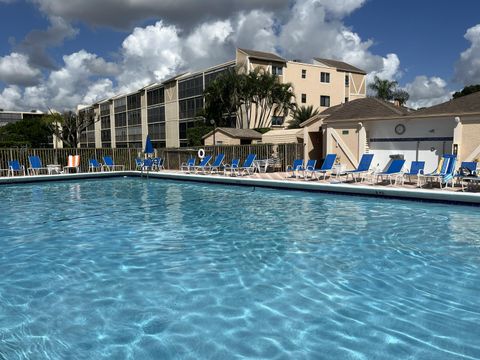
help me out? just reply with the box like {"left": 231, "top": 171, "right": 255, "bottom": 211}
{"left": 203, "top": 131, "right": 240, "bottom": 145}
{"left": 262, "top": 129, "right": 302, "bottom": 144}
{"left": 164, "top": 82, "right": 179, "bottom": 148}
{"left": 326, "top": 123, "right": 360, "bottom": 169}
{"left": 459, "top": 115, "right": 480, "bottom": 162}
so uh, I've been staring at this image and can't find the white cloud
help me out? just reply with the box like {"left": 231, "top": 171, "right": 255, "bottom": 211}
{"left": 0, "top": 53, "right": 42, "bottom": 86}
{"left": 454, "top": 24, "right": 480, "bottom": 86}
{"left": 0, "top": 86, "right": 22, "bottom": 109}
{"left": 117, "top": 21, "right": 184, "bottom": 92}
{"left": 405, "top": 76, "right": 451, "bottom": 109}
{"left": 278, "top": 0, "right": 400, "bottom": 80}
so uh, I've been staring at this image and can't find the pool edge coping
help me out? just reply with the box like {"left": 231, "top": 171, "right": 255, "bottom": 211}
{"left": 1, "top": 170, "right": 480, "bottom": 206}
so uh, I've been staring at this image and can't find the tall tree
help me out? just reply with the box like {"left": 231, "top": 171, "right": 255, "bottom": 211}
{"left": 369, "top": 76, "right": 398, "bottom": 100}
{"left": 43, "top": 110, "right": 97, "bottom": 148}
{"left": 0, "top": 117, "right": 52, "bottom": 147}
{"left": 392, "top": 89, "right": 410, "bottom": 106}
{"left": 203, "top": 68, "right": 296, "bottom": 129}
{"left": 452, "top": 84, "right": 480, "bottom": 99}
{"left": 288, "top": 105, "right": 319, "bottom": 129}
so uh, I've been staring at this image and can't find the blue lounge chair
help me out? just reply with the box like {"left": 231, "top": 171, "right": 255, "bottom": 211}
{"left": 141, "top": 158, "right": 154, "bottom": 172}
{"left": 296, "top": 159, "right": 317, "bottom": 179}
{"left": 8, "top": 160, "right": 25, "bottom": 177}
{"left": 192, "top": 155, "right": 212, "bottom": 174}
{"left": 455, "top": 161, "right": 477, "bottom": 191}
{"left": 102, "top": 156, "right": 125, "bottom": 171}
{"left": 89, "top": 159, "right": 102, "bottom": 172}
{"left": 28, "top": 155, "right": 48, "bottom": 175}
{"left": 306, "top": 154, "right": 337, "bottom": 180}
{"left": 135, "top": 158, "right": 143, "bottom": 170}
{"left": 152, "top": 157, "right": 164, "bottom": 171}
{"left": 375, "top": 159, "right": 405, "bottom": 185}
{"left": 223, "top": 158, "right": 240, "bottom": 176}
{"left": 180, "top": 158, "right": 196, "bottom": 172}
{"left": 419, "top": 154, "right": 456, "bottom": 188}
{"left": 401, "top": 161, "right": 425, "bottom": 186}
{"left": 205, "top": 153, "right": 225, "bottom": 174}
{"left": 343, "top": 153, "right": 374, "bottom": 182}
{"left": 238, "top": 154, "right": 257, "bottom": 176}
{"left": 286, "top": 159, "right": 303, "bottom": 178}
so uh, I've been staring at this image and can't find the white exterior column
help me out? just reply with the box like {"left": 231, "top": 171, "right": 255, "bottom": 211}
{"left": 453, "top": 116, "right": 463, "bottom": 159}
{"left": 358, "top": 122, "right": 366, "bottom": 156}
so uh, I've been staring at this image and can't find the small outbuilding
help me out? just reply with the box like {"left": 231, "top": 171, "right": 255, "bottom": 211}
{"left": 202, "top": 127, "right": 263, "bottom": 145}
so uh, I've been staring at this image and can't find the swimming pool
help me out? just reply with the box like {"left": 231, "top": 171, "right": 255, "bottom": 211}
{"left": 1, "top": 178, "right": 479, "bottom": 359}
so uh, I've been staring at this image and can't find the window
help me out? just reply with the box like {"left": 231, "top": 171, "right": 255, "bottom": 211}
{"left": 114, "top": 97, "right": 126, "bottom": 113}
{"left": 147, "top": 106, "right": 165, "bottom": 124}
{"left": 179, "top": 96, "right": 203, "bottom": 119}
{"left": 271, "top": 116, "right": 284, "bottom": 126}
{"left": 178, "top": 76, "right": 203, "bottom": 99}
{"left": 272, "top": 66, "right": 283, "bottom": 76}
{"left": 127, "top": 93, "right": 141, "bottom": 110}
{"left": 320, "top": 95, "right": 330, "bottom": 107}
{"left": 345, "top": 74, "right": 350, "bottom": 87}
{"left": 320, "top": 72, "right": 330, "bottom": 83}
{"left": 342, "top": 130, "right": 349, "bottom": 135}
{"left": 127, "top": 109, "right": 141, "bottom": 126}
{"left": 301, "top": 69, "right": 306, "bottom": 79}
{"left": 100, "top": 103, "right": 110, "bottom": 116}
{"left": 147, "top": 87, "right": 165, "bottom": 106}
{"left": 100, "top": 116, "right": 110, "bottom": 129}
{"left": 301, "top": 94, "right": 307, "bottom": 103}
{"left": 114, "top": 112, "right": 127, "bottom": 127}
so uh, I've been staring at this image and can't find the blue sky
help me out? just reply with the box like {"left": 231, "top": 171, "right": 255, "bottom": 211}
{"left": 0, "top": 0, "right": 479, "bottom": 110}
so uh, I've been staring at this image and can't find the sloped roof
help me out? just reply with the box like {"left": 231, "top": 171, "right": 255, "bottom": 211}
{"left": 262, "top": 128, "right": 304, "bottom": 138}
{"left": 412, "top": 91, "right": 480, "bottom": 117}
{"left": 202, "top": 127, "right": 263, "bottom": 140}
{"left": 313, "top": 58, "right": 366, "bottom": 74}
{"left": 322, "top": 97, "right": 410, "bottom": 122}
{"left": 238, "top": 48, "right": 287, "bottom": 63}
{"left": 162, "top": 72, "right": 188, "bottom": 84}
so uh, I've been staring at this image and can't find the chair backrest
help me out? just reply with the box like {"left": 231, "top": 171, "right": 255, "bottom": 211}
{"left": 230, "top": 159, "right": 240, "bottom": 168}
{"left": 198, "top": 155, "right": 212, "bottom": 167}
{"left": 135, "top": 158, "right": 143, "bottom": 166}
{"left": 211, "top": 154, "right": 225, "bottom": 167}
{"left": 444, "top": 155, "right": 456, "bottom": 175}
{"left": 320, "top": 154, "right": 337, "bottom": 171}
{"left": 460, "top": 161, "right": 477, "bottom": 173}
{"left": 292, "top": 159, "right": 303, "bottom": 170}
{"left": 385, "top": 159, "right": 405, "bottom": 174}
{"left": 356, "top": 154, "right": 374, "bottom": 171}
{"left": 143, "top": 158, "right": 154, "bottom": 167}
{"left": 305, "top": 159, "right": 317, "bottom": 170}
{"left": 89, "top": 159, "right": 101, "bottom": 167}
{"left": 242, "top": 154, "right": 256, "bottom": 167}
{"left": 409, "top": 161, "right": 425, "bottom": 175}
{"left": 8, "top": 160, "right": 21, "bottom": 171}
{"left": 103, "top": 156, "right": 114, "bottom": 166}
{"left": 28, "top": 155, "right": 42, "bottom": 169}
{"left": 67, "top": 155, "right": 80, "bottom": 167}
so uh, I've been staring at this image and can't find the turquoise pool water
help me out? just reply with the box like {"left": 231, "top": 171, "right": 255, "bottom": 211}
{"left": 1, "top": 178, "right": 479, "bottom": 359}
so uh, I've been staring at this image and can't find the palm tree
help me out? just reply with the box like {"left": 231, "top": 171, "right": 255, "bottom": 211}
{"left": 288, "top": 105, "right": 319, "bottom": 129}
{"left": 369, "top": 76, "right": 398, "bottom": 101}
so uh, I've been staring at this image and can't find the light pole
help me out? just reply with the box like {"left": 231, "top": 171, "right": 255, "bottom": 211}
{"left": 210, "top": 119, "right": 216, "bottom": 145}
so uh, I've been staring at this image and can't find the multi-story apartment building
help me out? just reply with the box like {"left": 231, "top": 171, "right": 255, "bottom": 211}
{"left": 78, "top": 48, "right": 366, "bottom": 149}
{"left": 0, "top": 109, "right": 44, "bottom": 127}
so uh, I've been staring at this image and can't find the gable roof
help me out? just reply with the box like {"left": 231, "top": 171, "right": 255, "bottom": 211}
{"left": 322, "top": 98, "right": 410, "bottom": 122}
{"left": 412, "top": 91, "right": 480, "bottom": 117}
{"left": 202, "top": 127, "right": 263, "bottom": 140}
{"left": 313, "top": 58, "right": 366, "bottom": 75}
{"left": 238, "top": 48, "right": 287, "bottom": 63}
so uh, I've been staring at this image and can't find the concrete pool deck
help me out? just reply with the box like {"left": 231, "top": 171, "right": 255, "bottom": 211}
{"left": 1, "top": 170, "right": 479, "bottom": 205}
